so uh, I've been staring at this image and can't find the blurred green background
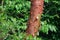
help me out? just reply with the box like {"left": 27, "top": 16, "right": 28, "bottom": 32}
{"left": 0, "top": 0, "right": 60, "bottom": 40}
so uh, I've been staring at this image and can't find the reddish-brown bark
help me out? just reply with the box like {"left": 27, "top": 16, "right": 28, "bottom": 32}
{"left": 26, "top": 0, "right": 44, "bottom": 37}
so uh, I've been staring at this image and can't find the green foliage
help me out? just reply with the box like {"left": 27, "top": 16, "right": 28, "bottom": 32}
{"left": 0, "top": 0, "right": 60, "bottom": 40}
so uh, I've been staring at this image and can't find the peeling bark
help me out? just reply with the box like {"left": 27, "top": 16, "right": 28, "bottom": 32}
{"left": 26, "top": 0, "right": 44, "bottom": 37}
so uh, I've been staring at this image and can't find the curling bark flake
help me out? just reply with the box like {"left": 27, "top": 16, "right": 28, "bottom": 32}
{"left": 26, "top": 0, "right": 44, "bottom": 37}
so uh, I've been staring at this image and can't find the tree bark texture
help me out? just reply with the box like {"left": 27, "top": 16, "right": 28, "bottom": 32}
{"left": 26, "top": 0, "right": 44, "bottom": 37}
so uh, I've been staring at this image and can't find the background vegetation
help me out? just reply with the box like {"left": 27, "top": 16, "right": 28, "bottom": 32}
{"left": 0, "top": 0, "right": 60, "bottom": 40}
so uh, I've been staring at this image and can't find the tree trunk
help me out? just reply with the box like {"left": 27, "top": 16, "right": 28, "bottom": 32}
{"left": 26, "top": 0, "right": 44, "bottom": 37}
